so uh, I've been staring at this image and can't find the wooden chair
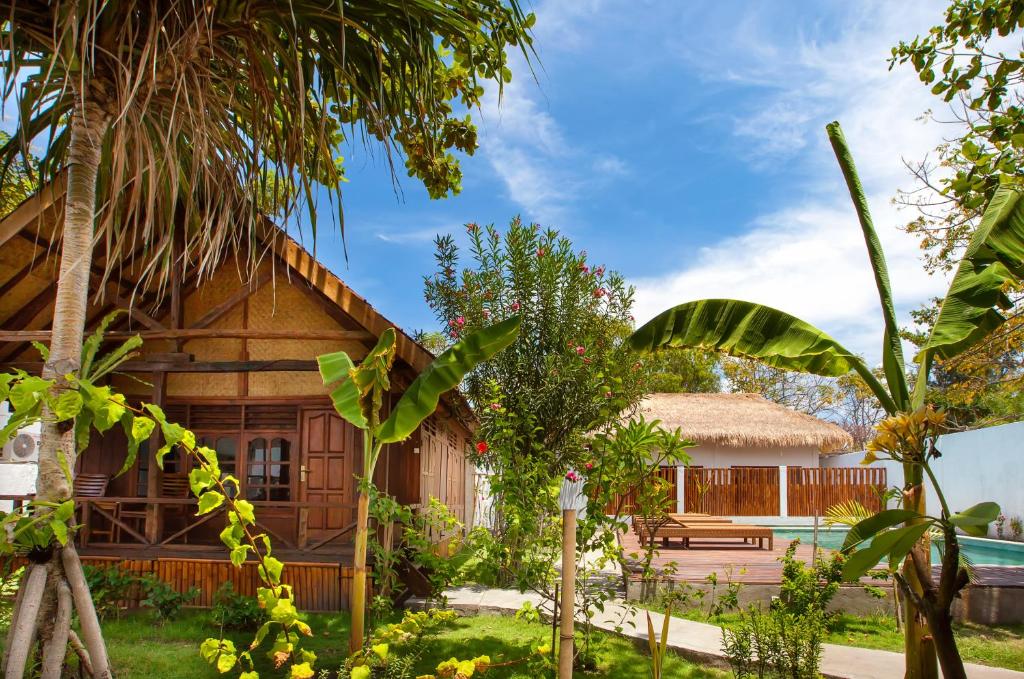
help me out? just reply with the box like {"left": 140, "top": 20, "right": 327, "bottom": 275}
{"left": 161, "top": 475, "right": 192, "bottom": 542}
{"left": 74, "top": 473, "right": 115, "bottom": 544}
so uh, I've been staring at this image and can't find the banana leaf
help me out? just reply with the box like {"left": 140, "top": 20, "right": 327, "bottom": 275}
{"left": 827, "top": 121, "right": 911, "bottom": 410}
{"left": 915, "top": 186, "right": 1024, "bottom": 396}
{"left": 628, "top": 299, "right": 896, "bottom": 413}
{"left": 377, "top": 315, "right": 522, "bottom": 443}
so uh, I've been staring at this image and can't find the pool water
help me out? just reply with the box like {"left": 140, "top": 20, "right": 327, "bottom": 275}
{"left": 770, "top": 527, "right": 1024, "bottom": 567}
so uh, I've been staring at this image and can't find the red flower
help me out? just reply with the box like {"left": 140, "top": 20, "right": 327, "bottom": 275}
{"left": 593, "top": 288, "right": 606, "bottom": 298}
{"left": 576, "top": 346, "right": 586, "bottom": 356}
{"left": 536, "top": 247, "right": 545, "bottom": 257}
{"left": 579, "top": 263, "right": 589, "bottom": 273}
{"left": 511, "top": 301, "right": 521, "bottom": 312}
{"left": 604, "top": 391, "right": 613, "bottom": 398}
{"left": 456, "top": 316, "right": 466, "bottom": 327}
{"left": 585, "top": 462, "right": 594, "bottom": 471}
{"left": 476, "top": 441, "right": 489, "bottom": 454}
{"left": 583, "top": 358, "right": 591, "bottom": 364}
{"left": 466, "top": 222, "right": 479, "bottom": 232}
{"left": 565, "top": 471, "right": 579, "bottom": 482}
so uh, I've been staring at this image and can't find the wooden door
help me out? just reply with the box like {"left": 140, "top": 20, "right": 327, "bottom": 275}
{"left": 301, "top": 409, "right": 358, "bottom": 542}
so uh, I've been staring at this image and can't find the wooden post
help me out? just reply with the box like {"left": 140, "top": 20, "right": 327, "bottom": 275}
{"left": 144, "top": 371, "right": 166, "bottom": 544}
{"left": 559, "top": 507, "right": 576, "bottom": 679}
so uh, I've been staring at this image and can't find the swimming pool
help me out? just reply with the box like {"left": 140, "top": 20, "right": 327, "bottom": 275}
{"left": 770, "top": 526, "right": 1024, "bottom": 566}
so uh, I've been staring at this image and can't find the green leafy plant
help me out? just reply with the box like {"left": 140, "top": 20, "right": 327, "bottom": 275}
{"left": 776, "top": 541, "right": 842, "bottom": 629}
{"left": 319, "top": 318, "right": 522, "bottom": 652}
{"left": 645, "top": 607, "right": 672, "bottom": 679}
{"left": 722, "top": 606, "right": 825, "bottom": 679}
{"left": 140, "top": 575, "right": 199, "bottom": 622}
{"left": 628, "top": 120, "right": 1022, "bottom": 679}
{"left": 82, "top": 565, "right": 141, "bottom": 621}
{"left": 1011, "top": 516, "right": 1023, "bottom": 541}
{"left": 210, "top": 582, "right": 268, "bottom": 631}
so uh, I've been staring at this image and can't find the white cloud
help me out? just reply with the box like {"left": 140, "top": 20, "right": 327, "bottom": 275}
{"left": 374, "top": 227, "right": 443, "bottom": 245}
{"left": 634, "top": 1, "right": 954, "bottom": 364}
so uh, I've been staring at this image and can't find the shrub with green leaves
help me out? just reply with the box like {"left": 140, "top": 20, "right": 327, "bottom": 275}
{"left": 722, "top": 605, "right": 825, "bottom": 679}
{"left": 210, "top": 582, "right": 268, "bottom": 631}
{"left": 83, "top": 565, "right": 141, "bottom": 620}
{"left": 776, "top": 540, "right": 843, "bottom": 628}
{"left": 140, "top": 574, "right": 199, "bottom": 621}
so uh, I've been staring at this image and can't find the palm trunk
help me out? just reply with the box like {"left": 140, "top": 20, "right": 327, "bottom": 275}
{"left": 348, "top": 436, "right": 373, "bottom": 654}
{"left": 5, "top": 96, "right": 112, "bottom": 678}
{"left": 901, "top": 472, "right": 937, "bottom": 679}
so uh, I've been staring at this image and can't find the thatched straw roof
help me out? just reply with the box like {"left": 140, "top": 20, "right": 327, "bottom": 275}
{"left": 637, "top": 393, "right": 853, "bottom": 453}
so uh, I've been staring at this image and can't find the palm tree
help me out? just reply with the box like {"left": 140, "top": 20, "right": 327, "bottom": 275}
{"left": 0, "top": 2, "right": 533, "bottom": 676}
{"left": 629, "top": 121, "right": 1024, "bottom": 679}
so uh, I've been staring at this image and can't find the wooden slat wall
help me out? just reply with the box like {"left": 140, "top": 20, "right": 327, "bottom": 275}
{"left": 603, "top": 466, "right": 679, "bottom": 515}
{"left": 684, "top": 467, "right": 780, "bottom": 516}
{"left": 76, "top": 557, "right": 352, "bottom": 611}
{"left": 786, "top": 467, "right": 887, "bottom": 516}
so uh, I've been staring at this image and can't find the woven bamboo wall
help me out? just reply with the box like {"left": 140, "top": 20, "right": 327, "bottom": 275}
{"left": 246, "top": 273, "right": 365, "bottom": 396}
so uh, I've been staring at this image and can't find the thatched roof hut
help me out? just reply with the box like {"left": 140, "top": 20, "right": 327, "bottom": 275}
{"left": 638, "top": 392, "right": 852, "bottom": 454}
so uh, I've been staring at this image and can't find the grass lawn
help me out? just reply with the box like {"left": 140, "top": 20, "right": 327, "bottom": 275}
{"left": 667, "top": 609, "right": 1024, "bottom": 673}
{"left": 88, "top": 609, "right": 727, "bottom": 678}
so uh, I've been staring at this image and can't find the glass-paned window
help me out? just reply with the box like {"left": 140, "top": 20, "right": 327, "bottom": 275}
{"left": 199, "top": 435, "right": 240, "bottom": 497}
{"left": 246, "top": 437, "right": 291, "bottom": 501}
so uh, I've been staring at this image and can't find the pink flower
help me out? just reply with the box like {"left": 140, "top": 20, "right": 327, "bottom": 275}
{"left": 456, "top": 316, "right": 466, "bottom": 327}
{"left": 579, "top": 263, "right": 589, "bottom": 273}
{"left": 466, "top": 222, "right": 479, "bottom": 232}
{"left": 476, "top": 441, "right": 489, "bottom": 454}
{"left": 449, "top": 330, "right": 459, "bottom": 339}
{"left": 629, "top": 315, "right": 635, "bottom": 321}
{"left": 565, "top": 471, "right": 579, "bottom": 482}
{"left": 604, "top": 391, "right": 613, "bottom": 398}
{"left": 536, "top": 247, "right": 545, "bottom": 257}
{"left": 594, "top": 266, "right": 605, "bottom": 277}
{"left": 576, "top": 346, "right": 586, "bottom": 356}
{"left": 593, "top": 288, "right": 606, "bottom": 298}
{"left": 489, "top": 403, "right": 500, "bottom": 411}
{"left": 583, "top": 358, "right": 591, "bottom": 364}
{"left": 511, "top": 301, "right": 521, "bottom": 312}
{"left": 585, "top": 462, "right": 594, "bottom": 471}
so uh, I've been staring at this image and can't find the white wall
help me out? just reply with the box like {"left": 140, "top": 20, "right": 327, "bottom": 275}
{"left": 687, "top": 442, "right": 820, "bottom": 468}
{"left": 821, "top": 421, "right": 1024, "bottom": 537}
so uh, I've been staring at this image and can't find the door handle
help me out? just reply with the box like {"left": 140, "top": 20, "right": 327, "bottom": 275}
{"left": 300, "top": 464, "right": 308, "bottom": 483}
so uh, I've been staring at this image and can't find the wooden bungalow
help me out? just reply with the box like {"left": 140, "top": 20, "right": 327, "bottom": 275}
{"left": 0, "top": 185, "right": 475, "bottom": 610}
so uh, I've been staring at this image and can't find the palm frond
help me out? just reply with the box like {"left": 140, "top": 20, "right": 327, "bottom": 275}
{"left": 0, "top": 0, "right": 536, "bottom": 290}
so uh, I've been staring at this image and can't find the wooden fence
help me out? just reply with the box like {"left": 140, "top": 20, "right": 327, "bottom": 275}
{"left": 684, "top": 467, "right": 780, "bottom": 516}
{"left": 786, "top": 467, "right": 887, "bottom": 516}
{"left": 72, "top": 556, "right": 351, "bottom": 611}
{"left": 602, "top": 466, "right": 678, "bottom": 515}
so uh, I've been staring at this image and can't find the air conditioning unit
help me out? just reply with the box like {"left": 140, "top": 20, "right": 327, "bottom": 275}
{"left": 0, "top": 403, "right": 40, "bottom": 463}
{"left": 1, "top": 431, "right": 39, "bottom": 464}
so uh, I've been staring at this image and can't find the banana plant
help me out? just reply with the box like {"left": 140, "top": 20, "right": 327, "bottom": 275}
{"left": 318, "top": 316, "right": 521, "bottom": 653}
{"left": 628, "top": 121, "right": 1023, "bottom": 679}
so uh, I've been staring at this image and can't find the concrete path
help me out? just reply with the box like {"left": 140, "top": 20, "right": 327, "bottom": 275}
{"left": 442, "top": 585, "right": 1024, "bottom": 679}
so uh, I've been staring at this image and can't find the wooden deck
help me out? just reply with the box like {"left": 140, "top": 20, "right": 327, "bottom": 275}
{"left": 620, "top": 528, "right": 1024, "bottom": 587}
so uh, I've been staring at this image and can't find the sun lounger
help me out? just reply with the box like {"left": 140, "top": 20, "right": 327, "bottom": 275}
{"left": 667, "top": 513, "right": 732, "bottom": 524}
{"left": 646, "top": 522, "right": 774, "bottom": 550}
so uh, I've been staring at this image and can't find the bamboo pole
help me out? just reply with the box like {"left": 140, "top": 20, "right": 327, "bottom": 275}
{"left": 559, "top": 508, "right": 576, "bottom": 679}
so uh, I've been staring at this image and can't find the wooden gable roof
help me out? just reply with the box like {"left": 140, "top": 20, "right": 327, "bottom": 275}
{"left": 0, "top": 183, "right": 471, "bottom": 422}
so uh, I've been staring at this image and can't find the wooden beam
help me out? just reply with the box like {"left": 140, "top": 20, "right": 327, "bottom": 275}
{"left": 3, "top": 359, "right": 319, "bottom": 373}
{"left": 0, "top": 281, "right": 58, "bottom": 364}
{"left": 0, "top": 249, "right": 51, "bottom": 299}
{"left": 190, "top": 270, "right": 273, "bottom": 330}
{"left": 0, "top": 174, "right": 65, "bottom": 249}
{"left": 0, "top": 329, "right": 374, "bottom": 342}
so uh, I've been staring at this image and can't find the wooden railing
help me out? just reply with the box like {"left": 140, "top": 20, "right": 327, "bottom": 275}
{"left": 0, "top": 495, "right": 359, "bottom": 553}
{"left": 601, "top": 466, "right": 678, "bottom": 515}
{"left": 684, "top": 467, "right": 780, "bottom": 516}
{"left": 786, "top": 467, "right": 887, "bottom": 516}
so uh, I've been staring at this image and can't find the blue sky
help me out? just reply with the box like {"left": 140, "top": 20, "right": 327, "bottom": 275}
{"left": 312, "top": 1, "right": 958, "bottom": 364}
